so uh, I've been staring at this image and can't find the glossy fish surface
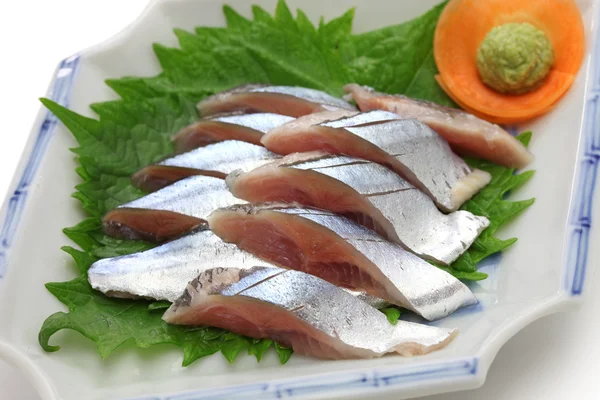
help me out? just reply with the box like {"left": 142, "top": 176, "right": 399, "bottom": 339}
{"left": 163, "top": 266, "right": 458, "bottom": 359}
{"left": 103, "top": 175, "right": 243, "bottom": 242}
{"left": 344, "top": 84, "right": 533, "bottom": 168}
{"left": 132, "top": 140, "right": 280, "bottom": 192}
{"left": 262, "top": 112, "right": 491, "bottom": 212}
{"left": 227, "top": 155, "right": 489, "bottom": 265}
{"left": 172, "top": 113, "right": 293, "bottom": 153}
{"left": 88, "top": 229, "right": 276, "bottom": 302}
{"left": 208, "top": 205, "right": 477, "bottom": 320}
{"left": 90, "top": 227, "right": 387, "bottom": 308}
{"left": 197, "top": 84, "right": 356, "bottom": 118}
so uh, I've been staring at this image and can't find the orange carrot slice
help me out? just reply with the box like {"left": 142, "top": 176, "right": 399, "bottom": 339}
{"left": 434, "top": 0, "right": 584, "bottom": 123}
{"left": 435, "top": 75, "right": 558, "bottom": 125}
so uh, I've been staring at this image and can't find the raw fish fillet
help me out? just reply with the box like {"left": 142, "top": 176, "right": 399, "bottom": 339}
{"left": 103, "top": 176, "right": 243, "bottom": 242}
{"left": 227, "top": 155, "right": 489, "bottom": 265}
{"left": 88, "top": 228, "right": 275, "bottom": 302}
{"left": 208, "top": 205, "right": 477, "bottom": 320}
{"left": 89, "top": 227, "right": 387, "bottom": 308}
{"left": 133, "top": 112, "right": 358, "bottom": 191}
{"left": 163, "top": 266, "right": 458, "bottom": 359}
{"left": 197, "top": 84, "right": 356, "bottom": 118}
{"left": 344, "top": 84, "right": 533, "bottom": 168}
{"left": 172, "top": 113, "right": 293, "bottom": 153}
{"left": 262, "top": 111, "right": 491, "bottom": 212}
{"left": 132, "top": 140, "right": 280, "bottom": 192}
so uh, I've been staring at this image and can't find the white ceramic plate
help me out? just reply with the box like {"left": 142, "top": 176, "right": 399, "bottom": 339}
{"left": 0, "top": 0, "right": 598, "bottom": 399}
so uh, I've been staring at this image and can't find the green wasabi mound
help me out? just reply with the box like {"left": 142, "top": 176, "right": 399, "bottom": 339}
{"left": 477, "top": 23, "right": 554, "bottom": 94}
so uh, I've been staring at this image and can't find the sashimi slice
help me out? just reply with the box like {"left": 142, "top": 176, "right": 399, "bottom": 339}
{"left": 163, "top": 266, "right": 458, "bottom": 359}
{"left": 207, "top": 205, "right": 477, "bottom": 320}
{"left": 132, "top": 140, "right": 280, "bottom": 192}
{"left": 262, "top": 111, "right": 491, "bottom": 212}
{"left": 172, "top": 113, "right": 294, "bottom": 153}
{"left": 227, "top": 155, "right": 489, "bottom": 265}
{"left": 133, "top": 111, "right": 356, "bottom": 192}
{"left": 103, "top": 176, "right": 243, "bottom": 242}
{"left": 88, "top": 228, "right": 275, "bottom": 301}
{"left": 196, "top": 84, "right": 356, "bottom": 118}
{"left": 89, "top": 228, "right": 388, "bottom": 308}
{"left": 344, "top": 84, "right": 533, "bottom": 168}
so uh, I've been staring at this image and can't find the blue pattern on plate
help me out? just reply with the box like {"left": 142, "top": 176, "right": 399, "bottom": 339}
{"left": 128, "top": 358, "right": 477, "bottom": 400}
{"left": 0, "top": 55, "right": 79, "bottom": 280}
{"left": 564, "top": 4, "right": 600, "bottom": 294}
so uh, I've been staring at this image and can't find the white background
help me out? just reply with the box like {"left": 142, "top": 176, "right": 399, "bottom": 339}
{"left": 0, "top": 1, "right": 599, "bottom": 399}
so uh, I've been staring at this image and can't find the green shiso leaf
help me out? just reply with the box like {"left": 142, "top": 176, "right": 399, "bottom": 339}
{"left": 447, "top": 132, "right": 535, "bottom": 277}
{"left": 274, "top": 342, "right": 294, "bottom": 364}
{"left": 148, "top": 301, "right": 172, "bottom": 312}
{"left": 380, "top": 307, "right": 402, "bottom": 325}
{"left": 248, "top": 339, "right": 274, "bottom": 362}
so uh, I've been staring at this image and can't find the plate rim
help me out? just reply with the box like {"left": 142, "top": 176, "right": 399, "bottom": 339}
{"left": 0, "top": 0, "right": 597, "bottom": 399}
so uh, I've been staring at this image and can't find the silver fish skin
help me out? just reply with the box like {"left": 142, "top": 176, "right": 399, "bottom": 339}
{"left": 88, "top": 229, "right": 275, "bottom": 302}
{"left": 172, "top": 113, "right": 293, "bottom": 154}
{"left": 197, "top": 84, "right": 356, "bottom": 117}
{"left": 103, "top": 175, "right": 246, "bottom": 242}
{"left": 249, "top": 86, "right": 357, "bottom": 111}
{"left": 343, "top": 84, "right": 533, "bottom": 169}
{"left": 323, "top": 114, "right": 492, "bottom": 212}
{"left": 163, "top": 266, "right": 458, "bottom": 359}
{"left": 277, "top": 207, "right": 478, "bottom": 320}
{"left": 262, "top": 111, "right": 491, "bottom": 212}
{"left": 159, "top": 140, "right": 280, "bottom": 175}
{"left": 208, "top": 205, "right": 477, "bottom": 320}
{"left": 89, "top": 227, "right": 388, "bottom": 308}
{"left": 321, "top": 109, "right": 402, "bottom": 127}
{"left": 119, "top": 175, "right": 243, "bottom": 219}
{"left": 133, "top": 144, "right": 336, "bottom": 193}
{"left": 279, "top": 155, "right": 490, "bottom": 264}
{"left": 209, "top": 113, "right": 295, "bottom": 133}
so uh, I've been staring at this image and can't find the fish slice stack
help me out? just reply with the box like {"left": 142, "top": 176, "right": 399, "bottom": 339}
{"left": 89, "top": 83, "right": 533, "bottom": 360}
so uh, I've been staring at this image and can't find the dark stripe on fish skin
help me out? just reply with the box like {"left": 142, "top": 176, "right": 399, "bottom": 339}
{"left": 362, "top": 187, "right": 414, "bottom": 197}
{"left": 289, "top": 305, "right": 305, "bottom": 313}
{"left": 187, "top": 225, "right": 212, "bottom": 235}
{"left": 343, "top": 119, "right": 398, "bottom": 128}
{"left": 203, "top": 110, "right": 252, "bottom": 120}
{"left": 285, "top": 158, "right": 367, "bottom": 170}
{"left": 172, "top": 267, "right": 231, "bottom": 310}
{"left": 180, "top": 266, "right": 286, "bottom": 308}
{"left": 172, "top": 287, "right": 193, "bottom": 310}
{"left": 234, "top": 269, "right": 288, "bottom": 296}
{"left": 198, "top": 267, "right": 228, "bottom": 291}
{"left": 224, "top": 202, "right": 296, "bottom": 215}
{"left": 222, "top": 203, "right": 256, "bottom": 215}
